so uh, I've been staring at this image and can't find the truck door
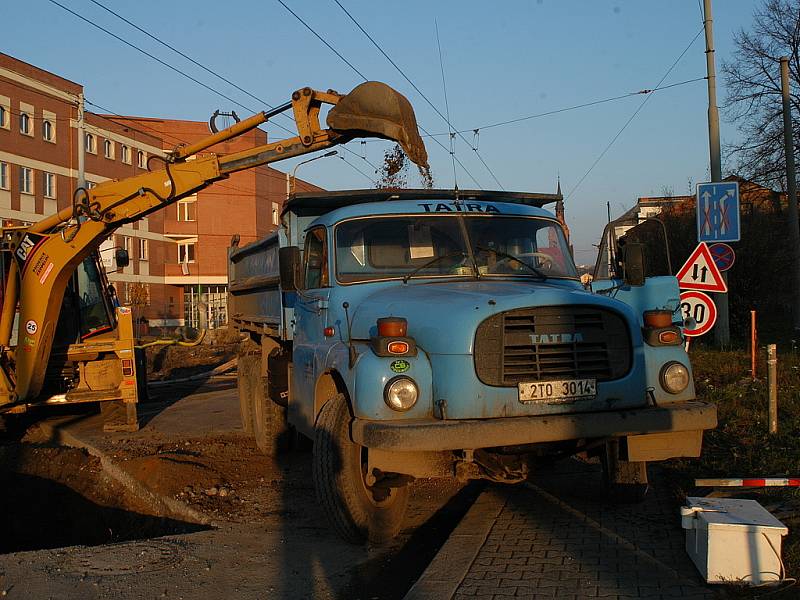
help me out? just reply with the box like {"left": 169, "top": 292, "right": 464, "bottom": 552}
{"left": 291, "top": 226, "right": 332, "bottom": 432}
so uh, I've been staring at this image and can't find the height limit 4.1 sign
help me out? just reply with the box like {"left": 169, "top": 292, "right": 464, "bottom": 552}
{"left": 676, "top": 243, "right": 728, "bottom": 293}
{"left": 697, "top": 181, "right": 740, "bottom": 242}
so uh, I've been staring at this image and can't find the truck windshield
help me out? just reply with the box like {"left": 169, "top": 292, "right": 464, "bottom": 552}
{"left": 335, "top": 215, "right": 577, "bottom": 283}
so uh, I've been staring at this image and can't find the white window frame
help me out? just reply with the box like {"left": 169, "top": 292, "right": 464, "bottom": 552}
{"left": 121, "top": 144, "right": 130, "bottom": 164}
{"left": 19, "top": 112, "right": 32, "bottom": 136}
{"left": 43, "top": 172, "right": 56, "bottom": 199}
{"left": 177, "top": 197, "right": 197, "bottom": 222}
{"left": 120, "top": 235, "right": 131, "bottom": 253}
{"left": 0, "top": 105, "right": 9, "bottom": 130}
{"left": 42, "top": 120, "right": 54, "bottom": 142}
{"left": 178, "top": 241, "right": 196, "bottom": 264}
{"left": 19, "top": 167, "right": 33, "bottom": 195}
{"left": 0, "top": 162, "right": 8, "bottom": 190}
{"left": 85, "top": 133, "right": 97, "bottom": 154}
{"left": 138, "top": 238, "right": 149, "bottom": 261}
{"left": 103, "top": 139, "right": 115, "bottom": 160}
{"left": 272, "top": 202, "right": 280, "bottom": 226}
{"left": 137, "top": 150, "right": 147, "bottom": 168}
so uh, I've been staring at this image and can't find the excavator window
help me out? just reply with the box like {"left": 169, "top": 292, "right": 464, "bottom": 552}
{"left": 75, "top": 256, "right": 115, "bottom": 340}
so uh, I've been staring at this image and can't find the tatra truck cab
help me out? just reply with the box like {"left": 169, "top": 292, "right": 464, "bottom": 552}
{"left": 228, "top": 189, "right": 717, "bottom": 544}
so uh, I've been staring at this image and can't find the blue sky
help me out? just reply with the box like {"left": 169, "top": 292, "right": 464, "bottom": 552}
{"left": 4, "top": 1, "right": 758, "bottom": 263}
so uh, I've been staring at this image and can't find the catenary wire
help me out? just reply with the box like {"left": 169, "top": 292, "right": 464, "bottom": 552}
{"left": 331, "top": 0, "right": 503, "bottom": 189}
{"left": 277, "top": 0, "right": 483, "bottom": 188}
{"left": 565, "top": 27, "right": 705, "bottom": 201}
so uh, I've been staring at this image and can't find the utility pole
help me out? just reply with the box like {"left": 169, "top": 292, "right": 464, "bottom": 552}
{"left": 703, "top": 0, "right": 730, "bottom": 347}
{"left": 77, "top": 92, "right": 86, "bottom": 189}
{"left": 781, "top": 56, "right": 800, "bottom": 331}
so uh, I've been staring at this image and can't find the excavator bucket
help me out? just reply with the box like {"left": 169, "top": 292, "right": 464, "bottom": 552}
{"left": 327, "top": 81, "right": 429, "bottom": 168}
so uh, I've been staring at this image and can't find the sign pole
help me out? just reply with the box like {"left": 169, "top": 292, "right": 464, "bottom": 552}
{"left": 703, "top": 0, "right": 730, "bottom": 347}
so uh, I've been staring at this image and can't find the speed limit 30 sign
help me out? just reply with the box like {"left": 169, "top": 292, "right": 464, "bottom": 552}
{"left": 679, "top": 290, "right": 717, "bottom": 337}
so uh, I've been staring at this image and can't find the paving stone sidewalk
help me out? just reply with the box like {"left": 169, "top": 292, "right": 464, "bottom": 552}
{"left": 452, "top": 461, "right": 715, "bottom": 600}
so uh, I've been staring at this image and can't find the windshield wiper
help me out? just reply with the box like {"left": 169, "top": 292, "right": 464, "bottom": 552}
{"left": 402, "top": 251, "right": 468, "bottom": 284}
{"left": 476, "top": 245, "right": 547, "bottom": 279}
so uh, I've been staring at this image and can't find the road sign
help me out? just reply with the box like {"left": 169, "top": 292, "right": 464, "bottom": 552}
{"left": 676, "top": 243, "right": 728, "bottom": 293}
{"left": 680, "top": 290, "right": 717, "bottom": 337}
{"left": 708, "top": 242, "right": 735, "bottom": 272}
{"left": 697, "top": 181, "right": 740, "bottom": 242}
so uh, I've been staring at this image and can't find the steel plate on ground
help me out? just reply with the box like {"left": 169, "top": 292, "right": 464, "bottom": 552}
{"left": 518, "top": 378, "right": 596, "bottom": 404}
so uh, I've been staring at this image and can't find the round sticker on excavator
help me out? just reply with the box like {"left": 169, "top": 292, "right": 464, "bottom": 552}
{"left": 25, "top": 320, "right": 37, "bottom": 335}
{"left": 390, "top": 359, "right": 410, "bottom": 374}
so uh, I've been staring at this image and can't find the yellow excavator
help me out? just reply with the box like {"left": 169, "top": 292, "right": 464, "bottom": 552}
{"left": 0, "top": 82, "right": 427, "bottom": 431}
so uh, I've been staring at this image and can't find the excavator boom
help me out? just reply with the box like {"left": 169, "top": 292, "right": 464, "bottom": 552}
{"left": 0, "top": 81, "right": 427, "bottom": 405}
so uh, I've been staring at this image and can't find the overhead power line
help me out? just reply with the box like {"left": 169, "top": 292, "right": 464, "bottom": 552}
{"left": 566, "top": 28, "right": 706, "bottom": 201}
{"left": 331, "top": 0, "right": 504, "bottom": 189}
{"left": 277, "top": 0, "right": 484, "bottom": 188}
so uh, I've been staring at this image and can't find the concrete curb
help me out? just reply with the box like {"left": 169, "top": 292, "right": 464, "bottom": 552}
{"left": 404, "top": 487, "right": 507, "bottom": 600}
{"left": 36, "top": 420, "right": 213, "bottom": 527}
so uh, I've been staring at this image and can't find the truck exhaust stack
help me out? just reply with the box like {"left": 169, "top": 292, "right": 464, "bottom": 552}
{"left": 327, "top": 81, "right": 429, "bottom": 169}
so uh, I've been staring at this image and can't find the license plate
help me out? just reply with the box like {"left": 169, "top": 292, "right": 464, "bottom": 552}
{"left": 518, "top": 378, "right": 596, "bottom": 404}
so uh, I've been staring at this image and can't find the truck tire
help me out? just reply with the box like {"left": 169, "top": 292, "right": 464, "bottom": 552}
{"left": 237, "top": 354, "right": 256, "bottom": 434}
{"left": 601, "top": 439, "right": 648, "bottom": 503}
{"left": 252, "top": 371, "right": 290, "bottom": 456}
{"left": 313, "top": 393, "right": 409, "bottom": 544}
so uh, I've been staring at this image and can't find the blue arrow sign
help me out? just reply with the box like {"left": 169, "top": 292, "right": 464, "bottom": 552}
{"left": 696, "top": 181, "right": 740, "bottom": 242}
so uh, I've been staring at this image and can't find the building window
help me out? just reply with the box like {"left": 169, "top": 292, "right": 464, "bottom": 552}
{"left": 177, "top": 198, "right": 196, "bottom": 221}
{"left": 85, "top": 133, "right": 96, "bottom": 154}
{"left": 42, "top": 120, "right": 54, "bottom": 142}
{"left": 137, "top": 150, "right": 147, "bottom": 168}
{"left": 121, "top": 144, "right": 130, "bottom": 164}
{"left": 19, "top": 167, "right": 33, "bottom": 195}
{"left": 0, "top": 105, "right": 7, "bottom": 129}
{"left": 119, "top": 235, "right": 130, "bottom": 253}
{"left": 272, "top": 202, "right": 280, "bottom": 226}
{"left": 103, "top": 139, "right": 115, "bottom": 159}
{"left": 86, "top": 181, "right": 97, "bottom": 190}
{"left": 139, "top": 238, "right": 148, "bottom": 261}
{"left": 43, "top": 172, "right": 56, "bottom": 199}
{"left": 183, "top": 285, "right": 228, "bottom": 329}
{"left": 0, "top": 162, "right": 8, "bottom": 190}
{"left": 178, "top": 241, "right": 196, "bottom": 264}
{"left": 19, "top": 113, "right": 32, "bottom": 136}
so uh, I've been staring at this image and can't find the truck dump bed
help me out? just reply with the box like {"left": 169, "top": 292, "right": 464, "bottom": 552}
{"left": 228, "top": 232, "right": 283, "bottom": 337}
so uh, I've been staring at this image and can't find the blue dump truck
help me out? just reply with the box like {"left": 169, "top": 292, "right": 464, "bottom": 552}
{"left": 228, "top": 188, "right": 717, "bottom": 544}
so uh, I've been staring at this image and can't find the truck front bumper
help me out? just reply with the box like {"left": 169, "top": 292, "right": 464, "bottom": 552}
{"left": 350, "top": 401, "right": 717, "bottom": 451}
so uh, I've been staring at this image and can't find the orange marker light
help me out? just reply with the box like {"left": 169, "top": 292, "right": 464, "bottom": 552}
{"left": 659, "top": 330, "right": 680, "bottom": 345}
{"left": 378, "top": 317, "right": 407, "bottom": 337}
{"left": 324, "top": 327, "right": 335, "bottom": 337}
{"left": 644, "top": 310, "right": 672, "bottom": 328}
{"left": 387, "top": 341, "right": 410, "bottom": 354}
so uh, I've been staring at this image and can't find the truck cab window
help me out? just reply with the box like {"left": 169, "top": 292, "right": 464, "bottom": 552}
{"left": 304, "top": 227, "right": 329, "bottom": 289}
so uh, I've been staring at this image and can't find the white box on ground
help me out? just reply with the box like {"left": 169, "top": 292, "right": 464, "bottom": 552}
{"left": 681, "top": 497, "right": 788, "bottom": 585}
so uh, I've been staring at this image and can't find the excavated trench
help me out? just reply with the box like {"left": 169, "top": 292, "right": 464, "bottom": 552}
{"left": 0, "top": 443, "right": 207, "bottom": 554}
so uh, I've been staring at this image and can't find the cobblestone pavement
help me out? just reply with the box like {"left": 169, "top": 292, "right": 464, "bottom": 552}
{"left": 452, "top": 460, "right": 715, "bottom": 600}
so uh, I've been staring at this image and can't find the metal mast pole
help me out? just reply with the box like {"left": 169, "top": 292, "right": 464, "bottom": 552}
{"left": 781, "top": 56, "right": 800, "bottom": 331}
{"left": 77, "top": 92, "right": 86, "bottom": 190}
{"left": 703, "top": 0, "right": 730, "bottom": 347}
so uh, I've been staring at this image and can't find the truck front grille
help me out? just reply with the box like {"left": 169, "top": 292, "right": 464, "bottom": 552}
{"left": 474, "top": 306, "right": 631, "bottom": 386}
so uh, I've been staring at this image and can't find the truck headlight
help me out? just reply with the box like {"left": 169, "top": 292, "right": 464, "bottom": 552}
{"left": 384, "top": 376, "right": 418, "bottom": 411}
{"left": 660, "top": 361, "right": 690, "bottom": 394}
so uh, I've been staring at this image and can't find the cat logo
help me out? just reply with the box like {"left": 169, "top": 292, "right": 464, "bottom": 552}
{"left": 14, "top": 233, "right": 46, "bottom": 274}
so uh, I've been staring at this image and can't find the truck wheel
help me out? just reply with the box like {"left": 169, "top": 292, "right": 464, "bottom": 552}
{"left": 313, "top": 393, "right": 409, "bottom": 545}
{"left": 252, "top": 372, "right": 290, "bottom": 456}
{"left": 601, "top": 440, "right": 648, "bottom": 503}
{"left": 237, "top": 354, "right": 256, "bottom": 434}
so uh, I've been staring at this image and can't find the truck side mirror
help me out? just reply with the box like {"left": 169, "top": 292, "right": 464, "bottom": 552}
{"left": 115, "top": 248, "right": 130, "bottom": 269}
{"left": 622, "top": 243, "right": 646, "bottom": 287}
{"left": 279, "top": 246, "right": 302, "bottom": 291}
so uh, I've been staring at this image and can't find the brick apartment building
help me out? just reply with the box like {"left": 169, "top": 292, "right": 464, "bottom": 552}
{"left": 0, "top": 52, "right": 320, "bottom": 336}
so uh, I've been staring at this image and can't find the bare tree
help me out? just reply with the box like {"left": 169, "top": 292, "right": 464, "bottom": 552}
{"left": 722, "top": 0, "right": 800, "bottom": 190}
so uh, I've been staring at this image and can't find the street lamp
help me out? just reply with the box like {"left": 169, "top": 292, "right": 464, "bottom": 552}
{"left": 288, "top": 150, "right": 338, "bottom": 197}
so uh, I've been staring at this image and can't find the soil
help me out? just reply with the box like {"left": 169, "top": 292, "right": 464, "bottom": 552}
{"left": 0, "top": 443, "right": 205, "bottom": 553}
{"left": 146, "top": 342, "right": 238, "bottom": 381}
